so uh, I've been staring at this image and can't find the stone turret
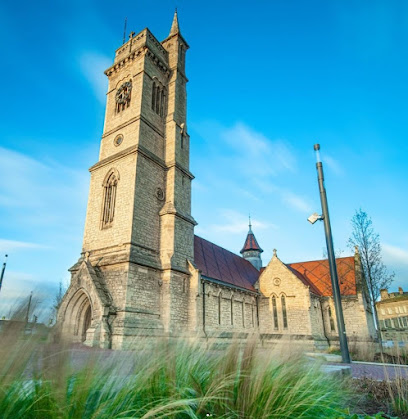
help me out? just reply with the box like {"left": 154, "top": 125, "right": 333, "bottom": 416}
{"left": 240, "top": 217, "right": 263, "bottom": 271}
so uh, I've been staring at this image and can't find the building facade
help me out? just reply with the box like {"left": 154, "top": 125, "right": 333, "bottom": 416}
{"left": 57, "top": 12, "right": 376, "bottom": 350}
{"left": 377, "top": 288, "right": 408, "bottom": 342}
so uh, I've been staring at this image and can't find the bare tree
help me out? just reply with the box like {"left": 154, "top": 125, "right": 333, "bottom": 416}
{"left": 348, "top": 209, "right": 394, "bottom": 336}
{"left": 50, "top": 281, "right": 66, "bottom": 325}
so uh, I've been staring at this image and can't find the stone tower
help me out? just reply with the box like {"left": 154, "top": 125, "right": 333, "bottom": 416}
{"left": 240, "top": 218, "right": 263, "bottom": 270}
{"left": 57, "top": 11, "right": 196, "bottom": 349}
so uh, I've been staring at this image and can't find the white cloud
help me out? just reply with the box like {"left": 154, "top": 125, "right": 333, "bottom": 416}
{"left": 0, "top": 239, "right": 46, "bottom": 253}
{"left": 207, "top": 209, "right": 275, "bottom": 234}
{"left": 324, "top": 155, "right": 344, "bottom": 176}
{"left": 78, "top": 51, "right": 111, "bottom": 103}
{"left": 0, "top": 146, "right": 87, "bottom": 221}
{"left": 221, "top": 123, "right": 297, "bottom": 178}
{"left": 383, "top": 244, "right": 408, "bottom": 267}
{"left": 282, "top": 191, "right": 312, "bottom": 213}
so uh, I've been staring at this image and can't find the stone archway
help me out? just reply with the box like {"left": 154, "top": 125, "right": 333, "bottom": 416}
{"left": 62, "top": 289, "right": 93, "bottom": 344}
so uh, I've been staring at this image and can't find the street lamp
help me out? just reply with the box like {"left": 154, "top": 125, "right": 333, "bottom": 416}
{"left": 309, "top": 144, "right": 351, "bottom": 364}
{"left": 0, "top": 254, "right": 8, "bottom": 294}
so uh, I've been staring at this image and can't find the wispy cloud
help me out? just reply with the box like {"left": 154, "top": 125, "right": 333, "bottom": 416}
{"left": 206, "top": 209, "right": 276, "bottom": 235}
{"left": 221, "top": 123, "right": 297, "bottom": 177}
{"left": 383, "top": 243, "right": 408, "bottom": 267}
{"left": 324, "top": 155, "right": 344, "bottom": 176}
{"left": 282, "top": 191, "right": 312, "bottom": 213}
{"left": 78, "top": 51, "right": 111, "bottom": 103}
{"left": 0, "top": 239, "right": 47, "bottom": 253}
{"left": 0, "top": 146, "right": 87, "bottom": 223}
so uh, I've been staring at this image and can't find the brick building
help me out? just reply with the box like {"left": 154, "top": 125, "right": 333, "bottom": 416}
{"left": 57, "top": 12, "right": 376, "bottom": 350}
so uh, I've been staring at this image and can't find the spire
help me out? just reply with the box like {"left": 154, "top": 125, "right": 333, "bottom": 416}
{"left": 240, "top": 221, "right": 263, "bottom": 254}
{"left": 169, "top": 8, "right": 180, "bottom": 36}
{"left": 240, "top": 221, "right": 263, "bottom": 270}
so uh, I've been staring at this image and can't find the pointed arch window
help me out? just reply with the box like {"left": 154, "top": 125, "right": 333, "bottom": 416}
{"left": 152, "top": 82, "right": 156, "bottom": 110}
{"left": 151, "top": 80, "right": 166, "bottom": 117}
{"left": 328, "top": 307, "right": 336, "bottom": 332}
{"left": 272, "top": 296, "right": 279, "bottom": 330}
{"left": 230, "top": 297, "right": 234, "bottom": 325}
{"left": 281, "top": 295, "right": 288, "bottom": 329}
{"left": 101, "top": 170, "right": 119, "bottom": 229}
{"left": 218, "top": 293, "right": 222, "bottom": 325}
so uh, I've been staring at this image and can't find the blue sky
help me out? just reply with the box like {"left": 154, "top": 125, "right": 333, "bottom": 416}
{"left": 1, "top": 0, "right": 407, "bottom": 318}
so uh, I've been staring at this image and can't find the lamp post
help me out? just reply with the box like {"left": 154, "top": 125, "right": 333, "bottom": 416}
{"left": 311, "top": 144, "right": 351, "bottom": 364}
{"left": 0, "top": 254, "right": 8, "bottom": 294}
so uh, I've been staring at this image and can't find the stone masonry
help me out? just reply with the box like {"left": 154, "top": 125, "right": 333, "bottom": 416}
{"left": 57, "top": 12, "right": 376, "bottom": 351}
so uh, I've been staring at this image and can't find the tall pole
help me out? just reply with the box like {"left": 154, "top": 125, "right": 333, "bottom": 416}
{"left": 314, "top": 144, "right": 351, "bottom": 364}
{"left": 26, "top": 291, "right": 33, "bottom": 324}
{"left": 0, "top": 254, "right": 8, "bottom": 294}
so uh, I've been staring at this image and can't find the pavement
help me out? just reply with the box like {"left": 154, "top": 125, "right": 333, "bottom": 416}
{"left": 348, "top": 361, "right": 408, "bottom": 380}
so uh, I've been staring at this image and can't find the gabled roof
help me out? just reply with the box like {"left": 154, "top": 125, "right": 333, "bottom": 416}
{"left": 288, "top": 257, "right": 357, "bottom": 297}
{"left": 194, "top": 235, "right": 259, "bottom": 292}
{"left": 286, "top": 265, "right": 322, "bottom": 296}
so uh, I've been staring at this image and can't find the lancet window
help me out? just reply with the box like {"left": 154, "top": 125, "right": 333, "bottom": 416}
{"left": 281, "top": 295, "right": 288, "bottom": 329}
{"left": 218, "top": 293, "right": 222, "bottom": 325}
{"left": 230, "top": 298, "right": 234, "bottom": 325}
{"left": 272, "top": 296, "right": 279, "bottom": 330}
{"left": 151, "top": 81, "right": 166, "bottom": 117}
{"left": 328, "top": 307, "right": 336, "bottom": 332}
{"left": 101, "top": 170, "right": 119, "bottom": 229}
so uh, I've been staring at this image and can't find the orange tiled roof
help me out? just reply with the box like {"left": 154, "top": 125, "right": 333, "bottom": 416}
{"left": 288, "top": 256, "right": 357, "bottom": 297}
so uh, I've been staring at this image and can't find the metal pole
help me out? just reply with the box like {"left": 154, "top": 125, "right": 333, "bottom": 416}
{"left": 314, "top": 144, "right": 351, "bottom": 363}
{"left": 0, "top": 254, "right": 8, "bottom": 294}
{"left": 26, "top": 291, "right": 33, "bottom": 324}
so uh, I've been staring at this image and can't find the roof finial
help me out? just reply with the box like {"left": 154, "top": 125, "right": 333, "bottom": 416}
{"left": 273, "top": 249, "right": 277, "bottom": 257}
{"left": 169, "top": 8, "right": 180, "bottom": 36}
{"left": 248, "top": 214, "right": 252, "bottom": 231}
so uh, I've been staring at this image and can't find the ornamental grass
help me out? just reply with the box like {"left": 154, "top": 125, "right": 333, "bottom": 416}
{"left": 0, "top": 323, "right": 353, "bottom": 418}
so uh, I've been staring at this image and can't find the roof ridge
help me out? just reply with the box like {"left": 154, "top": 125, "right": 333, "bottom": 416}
{"left": 287, "top": 255, "right": 355, "bottom": 265}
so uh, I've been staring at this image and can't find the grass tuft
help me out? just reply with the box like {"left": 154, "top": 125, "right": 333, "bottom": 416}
{"left": 0, "top": 325, "right": 354, "bottom": 418}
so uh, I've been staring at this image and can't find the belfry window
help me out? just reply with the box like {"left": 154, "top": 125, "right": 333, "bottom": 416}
{"left": 101, "top": 170, "right": 119, "bottom": 229}
{"left": 272, "top": 296, "right": 278, "bottom": 330}
{"left": 281, "top": 295, "right": 288, "bottom": 329}
{"left": 115, "top": 81, "right": 132, "bottom": 113}
{"left": 151, "top": 81, "right": 166, "bottom": 117}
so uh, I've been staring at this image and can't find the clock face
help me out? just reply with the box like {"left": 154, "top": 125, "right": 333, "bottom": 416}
{"left": 115, "top": 81, "right": 132, "bottom": 104}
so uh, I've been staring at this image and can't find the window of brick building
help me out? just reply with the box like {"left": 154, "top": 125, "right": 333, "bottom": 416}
{"left": 272, "top": 296, "right": 278, "bottom": 330}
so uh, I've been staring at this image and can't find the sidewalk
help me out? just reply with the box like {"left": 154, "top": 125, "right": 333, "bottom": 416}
{"left": 349, "top": 361, "right": 408, "bottom": 380}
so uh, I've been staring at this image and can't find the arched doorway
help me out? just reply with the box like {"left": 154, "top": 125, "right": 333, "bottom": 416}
{"left": 62, "top": 290, "right": 93, "bottom": 344}
{"left": 82, "top": 305, "right": 92, "bottom": 342}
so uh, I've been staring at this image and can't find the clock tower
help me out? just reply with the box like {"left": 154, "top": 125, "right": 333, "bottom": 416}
{"left": 57, "top": 11, "right": 196, "bottom": 349}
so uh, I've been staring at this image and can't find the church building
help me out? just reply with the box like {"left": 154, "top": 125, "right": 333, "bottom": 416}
{"left": 57, "top": 12, "right": 376, "bottom": 350}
